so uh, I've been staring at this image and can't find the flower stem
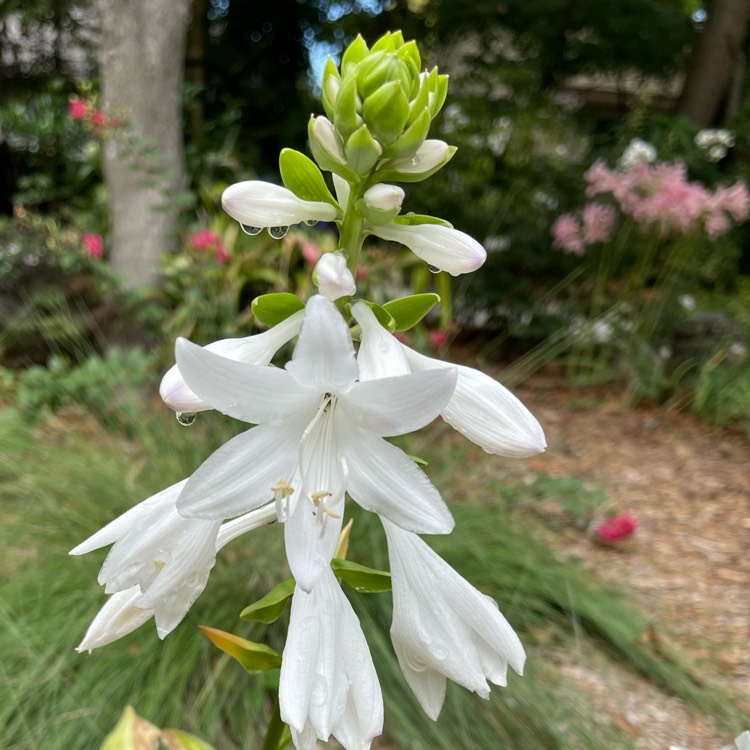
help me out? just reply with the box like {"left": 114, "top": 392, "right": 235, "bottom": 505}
{"left": 339, "top": 184, "right": 366, "bottom": 277}
{"left": 261, "top": 695, "right": 291, "bottom": 750}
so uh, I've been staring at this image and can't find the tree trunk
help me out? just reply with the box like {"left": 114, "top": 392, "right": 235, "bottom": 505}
{"left": 678, "top": 0, "right": 750, "bottom": 127}
{"left": 94, "top": 0, "right": 191, "bottom": 287}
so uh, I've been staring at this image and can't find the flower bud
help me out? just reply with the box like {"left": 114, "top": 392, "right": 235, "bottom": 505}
{"left": 375, "top": 140, "right": 456, "bottom": 183}
{"left": 308, "top": 116, "right": 357, "bottom": 182}
{"left": 363, "top": 183, "right": 405, "bottom": 212}
{"left": 345, "top": 124, "right": 383, "bottom": 174}
{"left": 313, "top": 252, "right": 357, "bottom": 300}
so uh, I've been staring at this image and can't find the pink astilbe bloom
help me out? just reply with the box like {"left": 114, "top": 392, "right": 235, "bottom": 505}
{"left": 551, "top": 213, "right": 585, "bottom": 254}
{"left": 711, "top": 182, "right": 750, "bottom": 223}
{"left": 704, "top": 211, "right": 731, "bottom": 239}
{"left": 82, "top": 233, "right": 104, "bottom": 259}
{"left": 581, "top": 202, "right": 616, "bottom": 244}
{"left": 595, "top": 512, "right": 638, "bottom": 542}
{"left": 69, "top": 98, "right": 88, "bottom": 120}
{"left": 190, "top": 229, "right": 230, "bottom": 263}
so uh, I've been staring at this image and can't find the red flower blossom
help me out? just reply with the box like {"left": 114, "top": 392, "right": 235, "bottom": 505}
{"left": 595, "top": 512, "right": 638, "bottom": 542}
{"left": 82, "top": 233, "right": 104, "bottom": 259}
{"left": 69, "top": 98, "right": 88, "bottom": 120}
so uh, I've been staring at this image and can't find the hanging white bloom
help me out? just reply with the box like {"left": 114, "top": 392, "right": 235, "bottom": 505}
{"left": 382, "top": 518, "right": 525, "bottom": 720}
{"left": 71, "top": 484, "right": 277, "bottom": 649}
{"left": 736, "top": 731, "right": 750, "bottom": 750}
{"left": 159, "top": 310, "right": 305, "bottom": 413}
{"left": 222, "top": 181, "right": 339, "bottom": 230}
{"left": 363, "top": 183, "right": 405, "bottom": 212}
{"left": 280, "top": 567, "right": 383, "bottom": 750}
{"left": 313, "top": 252, "right": 357, "bottom": 300}
{"left": 352, "top": 302, "right": 545, "bottom": 457}
{"left": 369, "top": 221, "right": 486, "bottom": 276}
{"left": 173, "top": 295, "right": 458, "bottom": 591}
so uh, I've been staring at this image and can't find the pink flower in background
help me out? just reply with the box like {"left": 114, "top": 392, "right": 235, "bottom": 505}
{"left": 711, "top": 182, "right": 750, "bottom": 222}
{"left": 190, "top": 229, "right": 230, "bottom": 263}
{"left": 89, "top": 110, "right": 107, "bottom": 136}
{"left": 69, "top": 98, "right": 88, "bottom": 120}
{"left": 595, "top": 512, "right": 638, "bottom": 542}
{"left": 429, "top": 330, "right": 450, "bottom": 349}
{"left": 704, "top": 211, "right": 731, "bottom": 239}
{"left": 82, "top": 233, "right": 104, "bottom": 259}
{"left": 551, "top": 213, "right": 585, "bottom": 254}
{"left": 581, "top": 202, "right": 616, "bottom": 244}
{"left": 300, "top": 240, "right": 322, "bottom": 267}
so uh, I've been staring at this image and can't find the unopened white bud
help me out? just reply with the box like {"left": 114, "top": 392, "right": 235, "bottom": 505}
{"left": 310, "top": 116, "right": 347, "bottom": 165}
{"left": 314, "top": 252, "right": 357, "bottom": 300}
{"left": 363, "top": 183, "right": 405, "bottom": 212}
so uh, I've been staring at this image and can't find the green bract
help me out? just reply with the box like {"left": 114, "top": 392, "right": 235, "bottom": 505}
{"left": 279, "top": 148, "right": 339, "bottom": 207}
{"left": 383, "top": 293, "right": 441, "bottom": 331}
{"left": 251, "top": 293, "right": 305, "bottom": 327}
{"left": 314, "top": 32, "right": 452, "bottom": 182}
{"left": 241, "top": 578, "right": 296, "bottom": 623}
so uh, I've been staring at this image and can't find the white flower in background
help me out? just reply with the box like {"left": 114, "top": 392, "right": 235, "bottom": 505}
{"left": 363, "top": 183, "right": 405, "bottom": 212}
{"left": 695, "top": 129, "right": 735, "bottom": 162}
{"left": 173, "top": 295, "right": 457, "bottom": 591}
{"left": 352, "top": 302, "right": 545, "bottom": 457}
{"left": 382, "top": 518, "right": 525, "bottom": 719}
{"left": 736, "top": 730, "right": 750, "bottom": 750}
{"left": 71, "top": 484, "right": 277, "bottom": 649}
{"left": 280, "top": 567, "right": 383, "bottom": 750}
{"left": 618, "top": 138, "right": 657, "bottom": 169}
{"left": 313, "top": 252, "right": 356, "bottom": 300}
{"left": 159, "top": 310, "right": 304, "bottom": 413}
{"left": 222, "top": 181, "right": 339, "bottom": 235}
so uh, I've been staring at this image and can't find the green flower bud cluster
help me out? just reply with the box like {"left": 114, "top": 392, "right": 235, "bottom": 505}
{"left": 308, "top": 31, "right": 454, "bottom": 185}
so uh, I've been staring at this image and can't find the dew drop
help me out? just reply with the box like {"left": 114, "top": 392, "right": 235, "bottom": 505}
{"left": 241, "top": 224, "right": 263, "bottom": 235}
{"left": 304, "top": 219, "right": 318, "bottom": 226}
{"left": 268, "top": 225, "right": 289, "bottom": 239}
{"left": 427, "top": 264, "right": 441, "bottom": 274}
{"left": 176, "top": 411, "right": 196, "bottom": 426}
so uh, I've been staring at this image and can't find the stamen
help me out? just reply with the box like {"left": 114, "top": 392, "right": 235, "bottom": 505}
{"left": 272, "top": 479, "right": 295, "bottom": 522}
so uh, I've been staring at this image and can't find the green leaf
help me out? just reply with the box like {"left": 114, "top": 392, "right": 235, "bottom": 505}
{"left": 164, "top": 730, "right": 217, "bottom": 750}
{"left": 391, "top": 213, "right": 453, "bottom": 228}
{"left": 100, "top": 707, "right": 217, "bottom": 750}
{"left": 199, "top": 626, "right": 282, "bottom": 674}
{"left": 331, "top": 558, "right": 391, "bottom": 593}
{"left": 407, "top": 453, "right": 429, "bottom": 466}
{"left": 383, "top": 293, "right": 441, "bottom": 331}
{"left": 240, "top": 578, "right": 295, "bottom": 623}
{"left": 279, "top": 149, "right": 338, "bottom": 206}
{"left": 251, "top": 293, "right": 304, "bottom": 327}
{"left": 358, "top": 300, "right": 396, "bottom": 332}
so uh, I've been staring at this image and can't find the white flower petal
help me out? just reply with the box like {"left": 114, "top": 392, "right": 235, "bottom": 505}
{"left": 382, "top": 518, "right": 525, "bottom": 718}
{"left": 403, "top": 347, "right": 546, "bottom": 457}
{"left": 736, "top": 731, "right": 750, "bottom": 750}
{"left": 351, "top": 301, "right": 410, "bottom": 380}
{"left": 342, "top": 367, "right": 457, "bottom": 437}
{"left": 363, "top": 183, "right": 404, "bottom": 212}
{"left": 390, "top": 636, "right": 446, "bottom": 721}
{"left": 175, "top": 337, "right": 316, "bottom": 423}
{"left": 372, "top": 222, "right": 486, "bottom": 276}
{"left": 76, "top": 586, "right": 154, "bottom": 653}
{"left": 286, "top": 295, "right": 358, "bottom": 392}
{"left": 340, "top": 418, "right": 453, "bottom": 534}
{"left": 215, "top": 502, "right": 278, "bottom": 548}
{"left": 177, "top": 417, "right": 308, "bottom": 520}
{"left": 222, "top": 180, "right": 338, "bottom": 227}
{"left": 159, "top": 311, "right": 304, "bottom": 412}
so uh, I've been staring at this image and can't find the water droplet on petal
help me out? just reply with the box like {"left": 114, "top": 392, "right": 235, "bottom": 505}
{"left": 241, "top": 224, "right": 263, "bottom": 235}
{"left": 427, "top": 264, "right": 441, "bottom": 274}
{"left": 268, "top": 225, "right": 289, "bottom": 239}
{"left": 304, "top": 219, "right": 318, "bottom": 226}
{"left": 176, "top": 411, "right": 196, "bottom": 426}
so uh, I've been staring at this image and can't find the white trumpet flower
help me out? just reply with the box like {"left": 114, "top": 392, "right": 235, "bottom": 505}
{"left": 159, "top": 310, "right": 305, "bottom": 413}
{"left": 352, "top": 302, "right": 545, "bottom": 457}
{"left": 71, "top": 488, "right": 278, "bottom": 650}
{"left": 280, "top": 567, "right": 383, "bottom": 750}
{"left": 382, "top": 518, "right": 525, "bottom": 719}
{"left": 174, "top": 295, "right": 457, "bottom": 591}
{"left": 222, "top": 181, "right": 339, "bottom": 230}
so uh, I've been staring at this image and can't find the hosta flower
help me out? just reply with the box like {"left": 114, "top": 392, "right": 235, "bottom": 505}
{"left": 382, "top": 518, "right": 525, "bottom": 719}
{"left": 280, "top": 567, "right": 383, "bottom": 750}
{"left": 313, "top": 252, "right": 357, "bottom": 300}
{"left": 174, "top": 295, "right": 457, "bottom": 590}
{"left": 222, "top": 181, "right": 339, "bottom": 232}
{"left": 352, "top": 302, "right": 545, "bottom": 457}
{"left": 333, "top": 174, "right": 484, "bottom": 275}
{"left": 71, "top": 484, "right": 277, "bottom": 649}
{"left": 736, "top": 731, "right": 750, "bottom": 750}
{"left": 159, "top": 310, "right": 305, "bottom": 413}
